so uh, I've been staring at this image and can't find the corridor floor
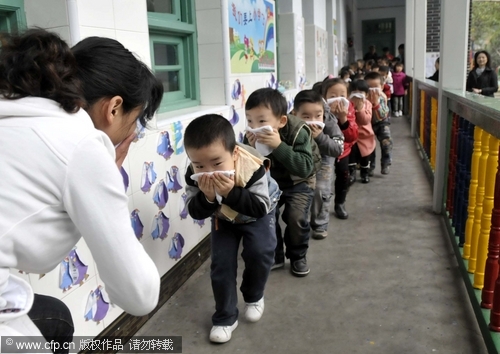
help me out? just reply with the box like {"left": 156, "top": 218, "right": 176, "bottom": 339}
{"left": 132, "top": 116, "right": 488, "bottom": 354}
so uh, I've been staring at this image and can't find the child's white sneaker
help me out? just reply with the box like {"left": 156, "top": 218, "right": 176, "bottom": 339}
{"left": 209, "top": 321, "right": 238, "bottom": 343}
{"left": 244, "top": 297, "right": 264, "bottom": 322}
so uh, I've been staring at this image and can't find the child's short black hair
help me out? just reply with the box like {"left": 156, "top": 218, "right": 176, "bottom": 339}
{"left": 184, "top": 114, "right": 236, "bottom": 153}
{"left": 349, "top": 79, "right": 369, "bottom": 94}
{"left": 379, "top": 65, "right": 390, "bottom": 74}
{"left": 312, "top": 81, "right": 323, "bottom": 95}
{"left": 365, "top": 59, "right": 376, "bottom": 68}
{"left": 293, "top": 90, "right": 323, "bottom": 112}
{"left": 364, "top": 71, "right": 384, "bottom": 86}
{"left": 394, "top": 62, "right": 404, "bottom": 69}
{"left": 339, "top": 69, "right": 350, "bottom": 79}
{"left": 371, "top": 63, "right": 380, "bottom": 70}
{"left": 245, "top": 87, "right": 287, "bottom": 118}
{"left": 322, "top": 78, "right": 347, "bottom": 97}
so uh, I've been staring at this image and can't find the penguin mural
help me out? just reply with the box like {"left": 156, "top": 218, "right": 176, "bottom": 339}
{"left": 151, "top": 211, "right": 170, "bottom": 241}
{"left": 193, "top": 219, "right": 205, "bottom": 228}
{"left": 238, "top": 132, "right": 244, "bottom": 143}
{"left": 120, "top": 166, "right": 129, "bottom": 192}
{"left": 68, "top": 248, "right": 89, "bottom": 286}
{"left": 229, "top": 105, "right": 239, "bottom": 126}
{"left": 157, "top": 131, "right": 174, "bottom": 160}
{"left": 266, "top": 73, "right": 278, "bottom": 90}
{"left": 84, "top": 290, "right": 96, "bottom": 321}
{"left": 133, "top": 120, "right": 146, "bottom": 142}
{"left": 231, "top": 79, "right": 241, "bottom": 100}
{"left": 84, "top": 286, "right": 110, "bottom": 324}
{"left": 171, "top": 122, "right": 184, "bottom": 155}
{"left": 140, "top": 162, "right": 157, "bottom": 193}
{"left": 152, "top": 179, "right": 169, "bottom": 209}
{"left": 59, "top": 258, "right": 73, "bottom": 292}
{"left": 168, "top": 233, "right": 185, "bottom": 260}
{"left": 166, "top": 166, "right": 183, "bottom": 193}
{"left": 179, "top": 193, "right": 189, "bottom": 220}
{"left": 131, "top": 209, "right": 144, "bottom": 240}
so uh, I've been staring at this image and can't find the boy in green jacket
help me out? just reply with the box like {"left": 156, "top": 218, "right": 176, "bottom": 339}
{"left": 244, "top": 88, "right": 315, "bottom": 277}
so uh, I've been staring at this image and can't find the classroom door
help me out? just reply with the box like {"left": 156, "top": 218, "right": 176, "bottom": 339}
{"left": 362, "top": 18, "right": 395, "bottom": 59}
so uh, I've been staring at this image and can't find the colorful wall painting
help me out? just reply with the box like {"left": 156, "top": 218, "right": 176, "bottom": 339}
{"left": 228, "top": 0, "right": 276, "bottom": 73}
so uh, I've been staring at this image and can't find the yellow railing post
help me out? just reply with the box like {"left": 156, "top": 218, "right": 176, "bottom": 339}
{"left": 469, "top": 131, "right": 491, "bottom": 274}
{"left": 430, "top": 97, "right": 438, "bottom": 169}
{"left": 420, "top": 91, "right": 425, "bottom": 146}
{"left": 474, "top": 135, "right": 500, "bottom": 289}
{"left": 464, "top": 127, "right": 483, "bottom": 260}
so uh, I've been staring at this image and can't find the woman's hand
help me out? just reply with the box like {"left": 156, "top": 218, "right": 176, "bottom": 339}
{"left": 473, "top": 88, "right": 482, "bottom": 94}
{"left": 115, "top": 132, "right": 136, "bottom": 169}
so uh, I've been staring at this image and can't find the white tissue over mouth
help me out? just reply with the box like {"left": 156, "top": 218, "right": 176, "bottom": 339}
{"left": 190, "top": 170, "right": 235, "bottom": 182}
{"left": 326, "top": 97, "right": 350, "bottom": 110}
{"left": 349, "top": 93, "right": 366, "bottom": 100}
{"left": 245, "top": 125, "right": 274, "bottom": 156}
{"left": 305, "top": 121, "right": 325, "bottom": 129}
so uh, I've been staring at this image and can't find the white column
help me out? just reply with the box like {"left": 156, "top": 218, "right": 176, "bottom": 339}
{"left": 303, "top": 0, "right": 328, "bottom": 83}
{"left": 411, "top": 0, "right": 426, "bottom": 137}
{"left": 326, "top": 0, "right": 337, "bottom": 76}
{"left": 432, "top": 0, "right": 471, "bottom": 213}
{"left": 277, "top": 0, "right": 305, "bottom": 89}
{"left": 405, "top": 0, "right": 414, "bottom": 76}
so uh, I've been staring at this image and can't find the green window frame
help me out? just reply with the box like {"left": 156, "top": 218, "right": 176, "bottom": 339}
{"left": 147, "top": 0, "right": 200, "bottom": 113}
{"left": 0, "top": 0, "right": 26, "bottom": 34}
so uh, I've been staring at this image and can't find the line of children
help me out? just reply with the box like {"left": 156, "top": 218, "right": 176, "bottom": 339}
{"left": 183, "top": 78, "right": 392, "bottom": 344}
{"left": 293, "top": 89, "right": 344, "bottom": 239}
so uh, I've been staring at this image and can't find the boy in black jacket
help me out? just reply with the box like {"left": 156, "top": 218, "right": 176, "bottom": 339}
{"left": 184, "top": 115, "right": 279, "bottom": 344}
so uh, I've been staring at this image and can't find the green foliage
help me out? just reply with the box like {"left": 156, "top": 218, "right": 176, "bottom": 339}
{"left": 471, "top": 0, "right": 500, "bottom": 69}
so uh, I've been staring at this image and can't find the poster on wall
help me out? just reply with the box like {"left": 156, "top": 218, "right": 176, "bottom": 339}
{"left": 228, "top": 0, "right": 276, "bottom": 73}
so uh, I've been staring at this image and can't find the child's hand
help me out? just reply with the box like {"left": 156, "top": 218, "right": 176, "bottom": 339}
{"left": 309, "top": 124, "right": 323, "bottom": 138}
{"left": 198, "top": 174, "right": 216, "bottom": 202}
{"left": 404, "top": 89, "right": 408, "bottom": 95}
{"left": 256, "top": 128, "right": 282, "bottom": 149}
{"left": 367, "top": 90, "right": 380, "bottom": 105}
{"left": 351, "top": 97, "right": 364, "bottom": 112}
{"left": 332, "top": 101, "right": 348, "bottom": 124}
{"left": 245, "top": 131, "right": 257, "bottom": 147}
{"left": 213, "top": 172, "right": 235, "bottom": 198}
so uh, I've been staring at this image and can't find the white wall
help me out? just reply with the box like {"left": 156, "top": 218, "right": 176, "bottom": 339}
{"left": 354, "top": 5, "right": 406, "bottom": 60}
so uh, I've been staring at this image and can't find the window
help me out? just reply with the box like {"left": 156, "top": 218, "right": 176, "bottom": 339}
{"left": 147, "top": 0, "right": 200, "bottom": 113}
{"left": 0, "top": 0, "right": 26, "bottom": 34}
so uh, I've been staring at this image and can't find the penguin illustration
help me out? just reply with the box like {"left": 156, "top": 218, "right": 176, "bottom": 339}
{"left": 231, "top": 79, "right": 241, "bottom": 100}
{"left": 92, "top": 286, "right": 110, "bottom": 324}
{"left": 120, "top": 166, "right": 129, "bottom": 192}
{"left": 171, "top": 122, "right": 184, "bottom": 155}
{"left": 179, "top": 193, "right": 189, "bottom": 220}
{"left": 158, "top": 212, "right": 170, "bottom": 240}
{"left": 140, "top": 162, "right": 157, "bottom": 193}
{"left": 238, "top": 131, "right": 244, "bottom": 143}
{"left": 193, "top": 219, "right": 205, "bottom": 228}
{"left": 166, "top": 166, "right": 183, "bottom": 193}
{"left": 152, "top": 179, "right": 169, "bottom": 209}
{"left": 84, "top": 290, "right": 96, "bottom": 321}
{"left": 131, "top": 209, "right": 144, "bottom": 240}
{"left": 59, "top": 258, "right": 73, "bottom": 292}
{"left": 69, "top": 248, "right": 89, "bottom": 286}
{"left": 168, "top": 233, "right": 185, "bottom": 260}
{"left": 229, "top": 105, "right": 239, "bottom": 126}
{"left": 157, "top": 131, "right": 174, "bottom": 160}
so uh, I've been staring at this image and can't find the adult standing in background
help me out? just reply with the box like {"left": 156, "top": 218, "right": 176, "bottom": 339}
{"left": 396, "top": 44, "right": 405, "bottom": 65}
{"left": 427, "top": 57, "right": 440, "bottom": 82}
{"left": 363, "top": 45, "right": 378, "bottom": 61}
{"left": 466, "top": 50, "right": 499, "bottom": 97}
{"left": 0, "top": 29, "right": 163, "bottom": 352}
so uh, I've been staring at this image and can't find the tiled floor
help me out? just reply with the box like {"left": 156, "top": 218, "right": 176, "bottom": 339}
{"left": 129, "top": 116, "right": 488, "bottom": 354}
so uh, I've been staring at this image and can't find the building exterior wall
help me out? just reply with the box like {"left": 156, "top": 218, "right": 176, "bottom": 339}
{"left": 426, "top": 0, "right": 441, "bottom": 52}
